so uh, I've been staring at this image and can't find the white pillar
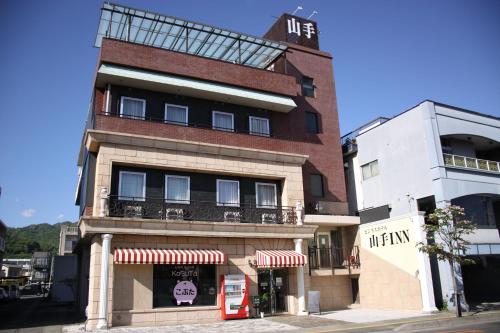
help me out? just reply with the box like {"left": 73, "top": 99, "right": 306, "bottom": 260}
{"left": 294, "top": 238, "right": 307, "bottom": 315}
{"left": 99, "top": 187, "right": 108, "bottom": 217}
{"left": 96, "top": 234, "right": 113, "bottom": 329}
{"left": 295, "top": 201, "right": 303, "bottom": 226}
{"left": 413, "top": 214, "right": 438, "bottom": 313}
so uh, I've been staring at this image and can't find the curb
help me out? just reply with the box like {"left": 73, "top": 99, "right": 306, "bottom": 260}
{"left": 395, "top": 311, "right": 500, "bottom": 332}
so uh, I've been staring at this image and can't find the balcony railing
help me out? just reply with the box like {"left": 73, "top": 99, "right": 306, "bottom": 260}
{"left": 108, "top": 195, "right": 297, "bottom": 225}
{"left": 443, "top": 153, "right": 500, "bottom": 173}
{"left": 308, "top": 246, "right": 360, "bottom": 274}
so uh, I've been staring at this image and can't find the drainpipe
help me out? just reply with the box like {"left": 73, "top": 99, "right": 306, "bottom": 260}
{"left": 96, "top": 233, "right": 113, "bottom": 329}
{"left": 294, "top": 238, "right": 307, "bottom": 315}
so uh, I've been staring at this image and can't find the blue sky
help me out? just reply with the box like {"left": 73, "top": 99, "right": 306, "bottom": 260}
{"left": 0, "top": 0, "right": 499, "bottom": 228}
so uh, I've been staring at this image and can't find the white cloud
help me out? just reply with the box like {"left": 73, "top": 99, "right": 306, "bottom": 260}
{"left": 21, "top": 208, "right": 36, "bottom": 218}
{"left": 57, "top": 214, "right": 64, "bottom": 219}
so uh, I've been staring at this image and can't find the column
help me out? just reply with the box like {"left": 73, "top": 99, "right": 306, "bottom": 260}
{"left": 96, "top": 233, "right": 113, "bottom": 329}
{"left": 294, "top": 238, "right": 307, "bottom": 315}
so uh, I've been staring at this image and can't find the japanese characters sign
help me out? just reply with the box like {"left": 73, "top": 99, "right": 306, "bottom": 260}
{"left": 284, "top": 14, "right": 319, "bottom": 49}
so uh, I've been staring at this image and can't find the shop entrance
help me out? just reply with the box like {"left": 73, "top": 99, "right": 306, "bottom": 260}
{"left": 257, "top": 269, "right": 288, "bottom": 314}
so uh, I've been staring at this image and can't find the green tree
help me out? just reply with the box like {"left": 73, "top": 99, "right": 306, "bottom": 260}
{"left": 417, "top": 205, "right": 476, "bottom": 317}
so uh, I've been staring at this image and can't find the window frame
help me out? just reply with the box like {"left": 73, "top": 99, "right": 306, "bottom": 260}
{"left": 118, "top": 171, "right": 146, "bottom": 201}
{"left": 255, "top": 182, "right": 278, "bottom": 209}
{"left": 164, "top": 103, "right": 189, "bottom": 126}
{"left": 165, "top": 175, "right": 191, "bottom": 204}
{"left": 361, "top": 160, "right": 379, "bottom": 180}
{"left": 310, "top": 174, "right": 324, "bottom": 198}
{"left": 212, "top": 111, "right": 235, "bottom": 132}
{"left": 249, "top": 116, "right": 270, "bottom": 137}
{"left": 216, "top": 179, "right": 240, "bottom": 207}
{"left": 120, "top": 96, "right": 146, "bottom": 119}
{"left": 302, "top": 76, "right": 315, "bottom": 97}
{"left": 306, "top": 112, "right": 319, "bottom": 134}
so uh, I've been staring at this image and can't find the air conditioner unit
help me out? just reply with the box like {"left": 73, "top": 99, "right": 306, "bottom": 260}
{"left": 262, "top": 213, "right": 277, "bottom": 224}
{"left": 124, "top": 205, "right": 142, "bottom": 218}
{"left": 165, "top": 208, "right": 184, "bottom": 220}
{"left": 224, "top": 211, "right": 241, "bottom": 223}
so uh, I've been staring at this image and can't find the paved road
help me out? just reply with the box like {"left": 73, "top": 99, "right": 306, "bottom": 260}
{"left": 397, "top": 320, "right": 500, "bottom": 333}
{"left": 0, "top": 296, "right": 84, "bottom": 330}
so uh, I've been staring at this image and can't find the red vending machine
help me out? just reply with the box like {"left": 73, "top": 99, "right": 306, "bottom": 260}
{"left": 220, "top": 274, "right": 249, "bottom": 320}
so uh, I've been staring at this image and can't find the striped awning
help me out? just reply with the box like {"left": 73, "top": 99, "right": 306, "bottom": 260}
{"left": 256, "top": 250, "right": 307, "bottom": 268}
{"left": 114, "top": 248, "right": 225, "bottom": 265}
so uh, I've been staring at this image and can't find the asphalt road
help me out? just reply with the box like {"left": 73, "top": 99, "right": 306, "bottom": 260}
{"left": 400, "top": 320, "right": 500, "bottom": 333}
{"left": 0, "top": 295, "right": 84, "bottom": 330}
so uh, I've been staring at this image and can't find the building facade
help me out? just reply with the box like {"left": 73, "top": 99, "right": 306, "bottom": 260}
{"left": 75, "top": 4, "right": 358, "bottom": 329}
{"left": 343, "top": 100, "right": 500, "bottom": 309}
{"left": 59, "top": 225, "right": 79, "bottom": 256}
{"left": 0, "top": 219, "right": 5, "bottom": 267}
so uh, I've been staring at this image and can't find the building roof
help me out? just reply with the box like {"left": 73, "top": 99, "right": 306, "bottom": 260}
{"left": 95, "top": 3, "right": 287, "bottom": 69}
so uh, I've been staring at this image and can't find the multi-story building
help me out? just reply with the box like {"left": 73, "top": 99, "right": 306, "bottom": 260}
{"left": 30, "top": 251, "right": 52, "bottom": 283}
{"left": 343, "top": 100, "right": 500, "bottom": 310}
{"left": 75, "top": 3, "right": 358, "bottom": 329}
{"left": 58, "top": 225, "right": 79, "bottom": 256}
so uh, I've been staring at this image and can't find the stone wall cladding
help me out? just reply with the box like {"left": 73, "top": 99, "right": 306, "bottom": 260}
{"left": 92, "top": 143, "right": 305, "bottom": 216}
{"left": 309, "top": 275, "right": 353, "bottom": 310}
{"left": 99, "top": 39, "right": 296, "bottom": 96}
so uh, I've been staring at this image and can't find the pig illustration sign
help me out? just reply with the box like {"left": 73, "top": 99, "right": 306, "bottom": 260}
{"left": 174, "top": 280, "right": 197, "bottom": 305}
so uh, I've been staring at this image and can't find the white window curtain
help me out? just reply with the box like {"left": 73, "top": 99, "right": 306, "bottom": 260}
{"left": 166, "top": 176, "right": 190, "bottom": 203}
{"left": 121, "top": 98, "right": 145, "bottom": 119}
{"left": 166, "top": 105, "right": 188, "bottom": 124}
{"left": 250, "top": 117, "right": 270, "bottom": 136}
{"left": 218, "top": 180, "right": 239, "bottom": 206}
{"left": 257, "top": 184, "right": 277, "bottom": 208}
{"left": 119, "top": 172, "right": 145, "bottom": 200}
{"left": 213, "top": 112, "right": 234, "bottom": 131}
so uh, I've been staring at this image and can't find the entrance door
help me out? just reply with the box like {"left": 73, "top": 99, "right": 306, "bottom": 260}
{"left": 317, "top": 234, "right": 331, "bottom": 268}
{"left": 257, "top": 269, "right": 288, "bottom": 314}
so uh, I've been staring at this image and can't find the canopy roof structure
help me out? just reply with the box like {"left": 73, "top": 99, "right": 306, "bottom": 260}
{"left": 95, "top": 3, "right": 287, "bottom": 69}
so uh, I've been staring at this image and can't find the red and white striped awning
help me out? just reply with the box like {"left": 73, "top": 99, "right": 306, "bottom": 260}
{"left": 114, "top": 248, "right": 225, "bottom": 265}
{"left": 256, "top": 250, "right": 307, "bottom": 268}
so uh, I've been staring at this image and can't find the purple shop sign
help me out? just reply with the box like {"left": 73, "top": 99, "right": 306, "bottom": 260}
{"left": 174, "top": 280, "right": 197, "bottom": 305}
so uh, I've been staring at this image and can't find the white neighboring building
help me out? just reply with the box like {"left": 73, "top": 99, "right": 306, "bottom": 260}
{"left": 343, "top": 100, "right": 500, "bottom": 308}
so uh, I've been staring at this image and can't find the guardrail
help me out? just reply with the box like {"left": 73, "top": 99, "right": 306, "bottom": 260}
{"left": 308, "top": 246, "right": 360, "bottom": 274}
{"left": 443, "top": 153, "right": 500, "bottom": 173}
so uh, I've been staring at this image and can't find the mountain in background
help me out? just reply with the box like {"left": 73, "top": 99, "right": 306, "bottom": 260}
{"left": 5, "top": 221, "right": 77, "bottom": 258}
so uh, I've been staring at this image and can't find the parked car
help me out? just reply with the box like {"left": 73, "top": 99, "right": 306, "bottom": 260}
{"left": 0, "top": 287, "right": 8, "bottom": 301}
{"left": 21, "top": 283, "right": 43, "bottom": 296}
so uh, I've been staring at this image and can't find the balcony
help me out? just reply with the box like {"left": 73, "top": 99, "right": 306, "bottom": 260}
{"left": 308, "top": 246, "right": 360, "bottom": 276}
{"left": 108, "top": 195, "right": 297, "bottom": 225}
{"left": 443, "top": 153, "right": 500, "bottom": 174}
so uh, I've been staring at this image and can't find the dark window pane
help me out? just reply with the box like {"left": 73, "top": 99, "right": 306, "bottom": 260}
{"left": 310, "top": 174, "right": 324, "bottom": 197}
{"left": 153, "top": 265, "right": 217, "bottom": 308}
{"left": 302, "top": 77, "right": 315, "bottom": 97}
{"left": 306, "top": 112, "right": 319, "bottom": 134}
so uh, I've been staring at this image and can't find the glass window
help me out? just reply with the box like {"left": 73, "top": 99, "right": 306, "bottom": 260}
{"left": 217, "top": 179, "right": 240, "bottom": 206}
{"left": 256, "top": 183, "right": 277, "bottom": 208}
{"left": 120, "top": 96, "right": 146, "bottom": 119}
{"left": 165, "top": 175, "right": 190, "bottom": 204}
{"left": 165, "top": 104, "right": 188, "bottom": 125}
{"left": 249, "top": 116, "right": 270, "bottom": 137}
{"left": 153, "top": 265, "right": 217, "bottom": 308}
{"left": 212, "top": 111, "right": 234, "bottom": 132}
{"left": 361, "top": 160, "right": 379, "bottom": 180}
{"left": 306, "top": 112, "right": 319, "bottom": 134}
{"left": 310, "top": 174, "right": 324, "bottom": 197}
{"left": 118, "top": 171, "right": 146, "bottom": 201}
{"left": 302, "top": 77, "right": 315, "bottom": 97}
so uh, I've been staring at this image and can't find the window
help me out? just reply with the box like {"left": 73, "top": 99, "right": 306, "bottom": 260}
{"left": 306, "top": 112, "right": 319, "bottom": 134}
{"left": 310, "top": 174, "right": 324, "bottom": 197}
{"left": 153, "top": 265, "right": 217, "bottom": 308}
{"left": 302, "top": 77, "right": 315, "bottom": 97}
{"left": 165, "top": 175, "right": 190, "bottom": 204}
{"left": 118, "top": 171, "right": 146, "bottom": 201}
{"left": 361, "top": 160, "right": 379, "bottom": 180}
{"left": 249, "top": 116, "right": 270, "bottom": 137}
{"left": 212, "top": 111, "right": 234, "bottom": 132}
{"left": 120, "top": 96, "right": 146, "bottom": 119}
{"left": 256, "top": 183, "right": 277, "bottom": 208}
{"left": 216, "top": 179, "right": 240, "bottom": 206}
{"left": 165, "top": 104, "right": 188, "bottom": 125}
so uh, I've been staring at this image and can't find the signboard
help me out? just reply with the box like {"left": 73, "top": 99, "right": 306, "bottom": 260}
{"left": 284, "top": 14, "right": 319, "bottom": 49}
{"left": 308, "top": 290, "right": 321, "bottom": 314}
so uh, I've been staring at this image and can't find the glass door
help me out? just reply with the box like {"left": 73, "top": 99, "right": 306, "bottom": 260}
{"left": 317, "top": 233, "right": 331, "bottom": 268}
{"left": 257, "top": 269, "right": 289, "bottom": 314}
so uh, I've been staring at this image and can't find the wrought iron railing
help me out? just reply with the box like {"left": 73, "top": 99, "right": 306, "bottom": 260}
{"left": 308, "top": 246, "right": 360, "bottom": 274}
{"left": 108, "top": 195, "right": 297, "bottom": 225}
{"left": 443, "top": 153, "right": 500, "bottom": 173}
